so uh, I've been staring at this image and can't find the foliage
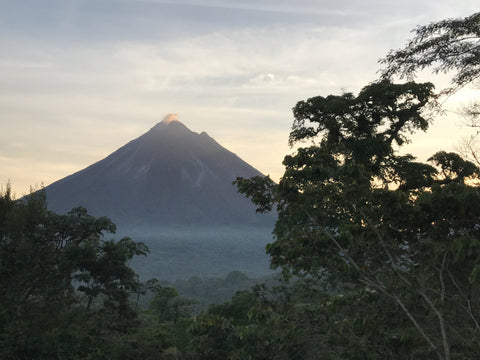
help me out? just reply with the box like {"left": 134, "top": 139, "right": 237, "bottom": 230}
{"left": 150, "top": 285, "right": 197, "bottom": 323}
{"left": 236, "top": 80, "right": 480, "bottom": 359}
{"left": 381, "top": 12, "right": 480, "bottom": 94}
{"left": 188, "top": 278, "right": 434, "bottom": 360}
{"left": 381, "top": 11, "right": 480, "bottom": 166}
{"left": 0, "top": 188, "right": 149, "bottom": 359}
{"left": 170, "top": 270, "right": 274, "bottom": 309}
{"left": 111, "top": 311, "right": 194, "bottom": 360}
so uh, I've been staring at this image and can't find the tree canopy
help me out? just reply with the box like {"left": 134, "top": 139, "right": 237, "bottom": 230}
{"left": 236, "top": 79, "right": 480, "bottom": 359}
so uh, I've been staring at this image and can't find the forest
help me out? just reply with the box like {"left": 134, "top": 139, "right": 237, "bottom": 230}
{"left": 1, "top": 12, "right": 480, "bottom": 360}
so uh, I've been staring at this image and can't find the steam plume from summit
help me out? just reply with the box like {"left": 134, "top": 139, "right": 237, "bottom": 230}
{"left": 163, "top": 113, "right": 179, "bottom": 123}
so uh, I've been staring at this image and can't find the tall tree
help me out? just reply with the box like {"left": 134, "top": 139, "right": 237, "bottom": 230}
{"left": 236, "top": 80, "right": 480, "bottom": 359}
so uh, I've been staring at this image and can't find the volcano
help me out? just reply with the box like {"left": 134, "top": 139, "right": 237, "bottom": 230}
{"left": 44, "top": 118, "right": 275, "bottom": 279}
{"left": 45, "top": 117, "right": 272, "bottom": 228}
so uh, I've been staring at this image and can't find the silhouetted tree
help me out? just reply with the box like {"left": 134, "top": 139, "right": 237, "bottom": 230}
{"left": 236, "top": 80, "right": 480, "bottom": 359}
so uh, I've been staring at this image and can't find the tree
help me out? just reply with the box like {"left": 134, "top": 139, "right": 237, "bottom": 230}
{"left": 381, "top": 11, "right": 480, "bottom": 165}
{"left": 150, "top": 286, "right": 196, "bottom": 323}
{"left": 0, "top": 188, "right": 149, "bottom": 359}
{"left": 236, "top": 80, "right": 480, "bottom": 359}
{"left": 189, "top": 289, "right": 266, "bottom": 360}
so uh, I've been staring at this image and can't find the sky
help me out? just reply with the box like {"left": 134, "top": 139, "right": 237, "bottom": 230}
{"left": 1, "top": 0, "right": 479, "bottom": 197}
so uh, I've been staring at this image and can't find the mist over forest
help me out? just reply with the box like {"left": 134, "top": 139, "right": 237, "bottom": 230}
{"left": 127, "top": 225, "right": 274, "bottom": 281}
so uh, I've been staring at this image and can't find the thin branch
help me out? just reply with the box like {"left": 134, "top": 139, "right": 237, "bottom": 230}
{"left": 357, "top": 210, "right": 451, "bottom": 359}
{"left": 418, "top": 289, "right": 450, "bottom": 360}
{"left": 394, "top": 293, "right": 443, "bottom": 359}
{"left": 440, "top": 251, "right": 448, "bottom": 304}
{"left": 447, "top": 270, "right": 480, "bottom": 331}
{"left": 359, "top": 276, "right": 443, "bottom": 359}
{"left": 303, "top": 209, "right": 361, "bottom": 273}
{"left": 359, "top": 209, "right": 413, "bottom": 289}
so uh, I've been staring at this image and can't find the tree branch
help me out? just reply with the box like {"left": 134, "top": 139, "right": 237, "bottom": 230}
{"left": 447, "top": 269, "right": 480, "bottom": 332}
{"left": 418, "top": 289, "right": 450, "bottom": 360}
{"left": 305, "top": 207, "right": 444, "bottom": 358}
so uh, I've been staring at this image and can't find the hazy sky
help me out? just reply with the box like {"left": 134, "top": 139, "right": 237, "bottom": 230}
{"left": 1, "top": 0, "right": 479, "bottom": 196}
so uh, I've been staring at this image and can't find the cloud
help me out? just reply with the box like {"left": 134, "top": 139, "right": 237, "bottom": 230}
{"left": 134, "top": 0, "right": 347, "bottom": 16}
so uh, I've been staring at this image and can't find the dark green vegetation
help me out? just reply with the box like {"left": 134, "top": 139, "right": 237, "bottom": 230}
{"left": 2, "top": 11, "right": 479, "bottom": 360}
{"left": 0, "top": 187, "right": 149, "bottom": 358}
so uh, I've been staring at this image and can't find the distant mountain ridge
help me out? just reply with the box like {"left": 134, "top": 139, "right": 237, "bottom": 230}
{"left": 45, "top": 118, "right": 273, "bottom": 229}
